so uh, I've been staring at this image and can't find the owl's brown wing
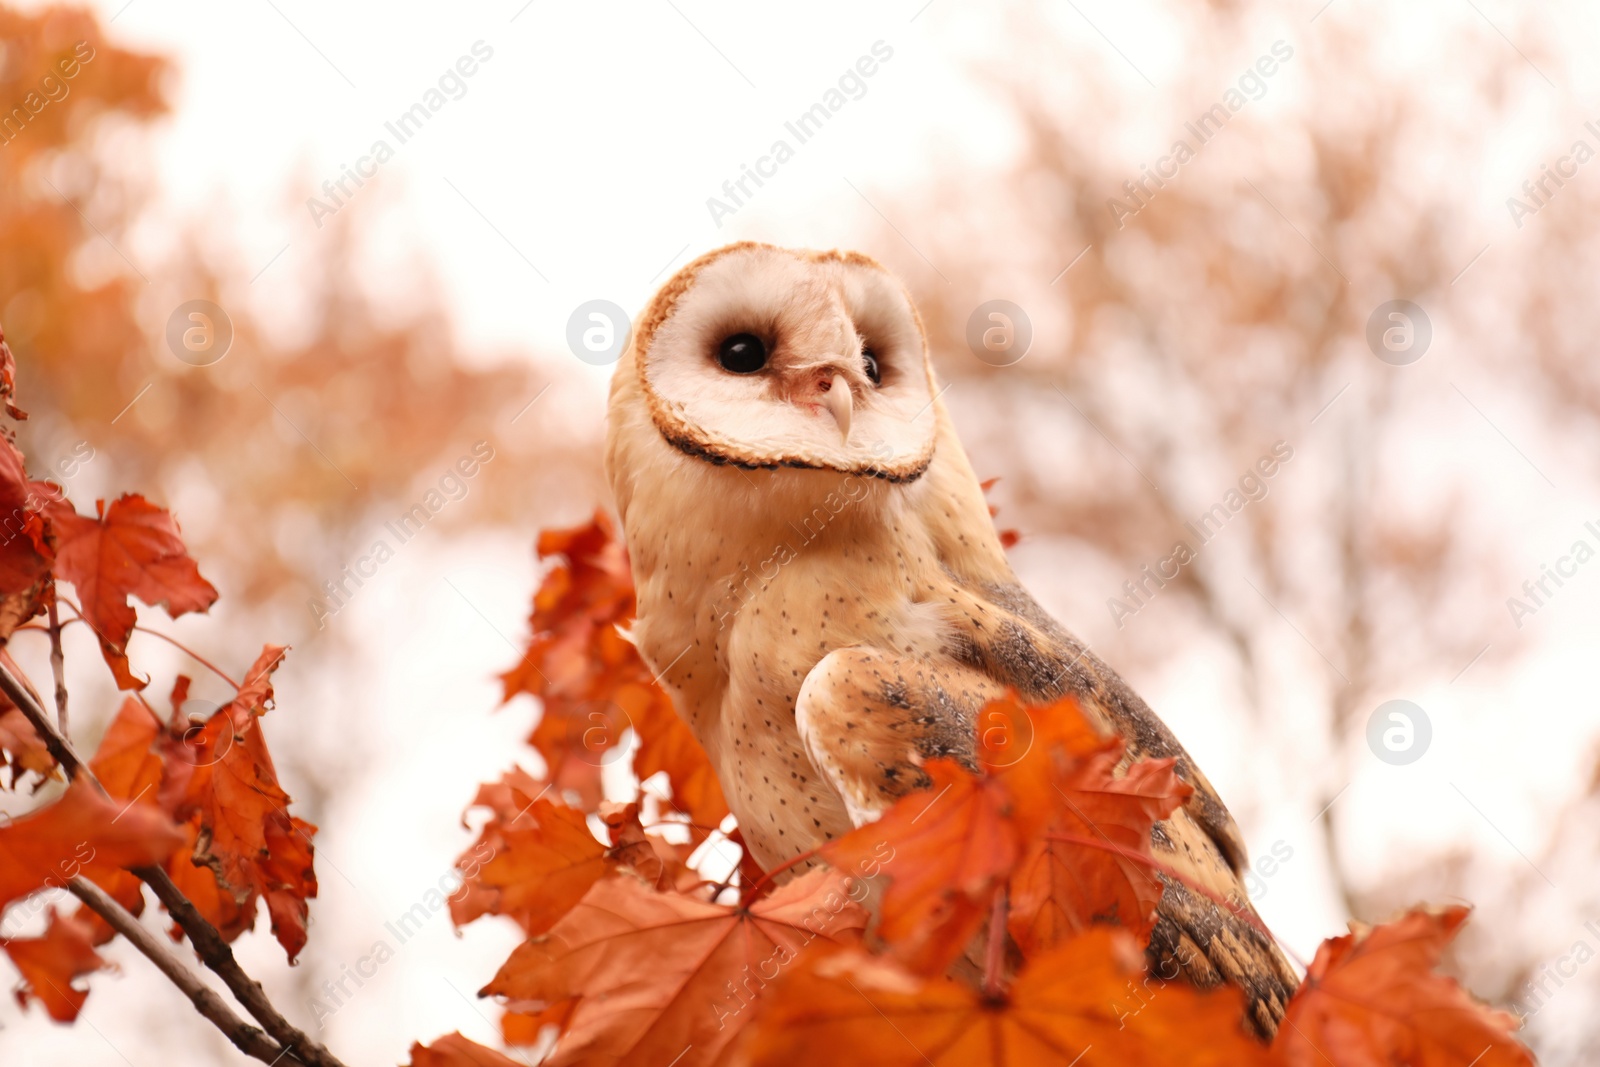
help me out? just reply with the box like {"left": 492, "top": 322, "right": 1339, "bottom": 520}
{"left": 794, "top": 581, "right": 1299, "bottom": 1038}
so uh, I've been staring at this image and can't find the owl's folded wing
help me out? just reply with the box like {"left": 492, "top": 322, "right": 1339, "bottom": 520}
{"left": 794, "top": 638, "right": 1299, "bottom": 1037}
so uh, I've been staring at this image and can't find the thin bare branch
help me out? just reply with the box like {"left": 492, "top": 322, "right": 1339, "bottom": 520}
{"left": 55, "top": 592, "right": 244, "bottom": 691}
{"left": 0, "top": 656, "right": 88, "bottom": 778}
{"left": 133, "top": 867, "right": 349, "bottom": 1067}
{"left": 67, "top": 876, "right": 305, "bottom": 1067}
{"left": 46, "top": 593, "right": 69, "bottom": 733}
{"left": 1, "top": 651, "right": 349, "bottom": 1066}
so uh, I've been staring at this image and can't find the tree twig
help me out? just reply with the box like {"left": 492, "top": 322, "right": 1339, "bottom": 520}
{"left": 1, "top": 656, "right": 349, "bottom": 1067}
{"left": 46, "top": 592, "right": 69, "bottom": 733}
{"left": 54, "top": 591, "right": 242, "bottom": 690}
{"left": 67, "top": 876, "right": 306, "bottom": 1067}
{"left": 0, "top": 657, "right": 85, "bottom": 776}
{"left": 135, "top": 866, "right": 348, "bottom": 1067}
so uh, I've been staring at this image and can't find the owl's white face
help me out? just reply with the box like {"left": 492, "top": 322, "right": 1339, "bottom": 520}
{"left": 633, "top": 244, "right": 938, "bottom": 481}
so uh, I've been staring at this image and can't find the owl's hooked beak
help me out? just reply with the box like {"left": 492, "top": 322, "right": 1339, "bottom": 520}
{"left": 819, "top": 373, "right": 853, "bottom": 443}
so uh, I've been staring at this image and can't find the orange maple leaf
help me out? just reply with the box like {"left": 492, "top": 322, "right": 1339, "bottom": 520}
{"left": 0, "top": 701, "right": 56, "bottom": 786}
{"left": 500, "top": 512, "right": 727, "bottom": 827}
{"left": 169, "top": 646, "right": 316, "bottom": 961}
{"left": 824, "top": 760, "right": 1022, "bottom": 975}
{"left": 1007, "top": 724, "right": 1192, "bottom": 952}
{"left": 0, "top": 324, "right": 22, "bottom": 421}
{"left": 0, "top": 435, "right": 54, "bottom": 641}
{"left": 88, "top": 695, "right": 165, "bottom": 801}
{"left": 405, "top": 1032, "right": 527, "bottom": 1067}
{"left": 451, "top": 771, "right": 698, "bottom": 935}
{"left": 2, "top": 906, "right": 105, "bottom": 1022}
{"left": 449, "top": 779, "right": 616, "bottom": 935}
{"left": 0, "top": 775, "right": 182, "bottom": 912}
{"left": 1272, "top": 906, "right": 1534, "bottom": 1067}
{"left": 502, "top": 998, "right": 578, "bottom": 1046}
{"left": 45, "top": 493, "right": 218, "bottom": 689}
{"left": 739, "top": 929, "right": 1269, "bottom": 1066}
{"left": 81, "top": 647, "right": 317, "bottom": 962}
{"left": 482, "top": 868, "right": 868, "bottom": 1066}
{"left": 824, "top": 694, "right": 1191, "bottom": 970}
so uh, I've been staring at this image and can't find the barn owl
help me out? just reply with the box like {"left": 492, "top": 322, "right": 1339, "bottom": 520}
{"left": 604, "top": 242, "right": 1298, "bottom": 1034}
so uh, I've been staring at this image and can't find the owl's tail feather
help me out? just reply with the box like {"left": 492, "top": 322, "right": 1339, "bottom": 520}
{"left": 1146, "top": 871, "right": 1300, "bottom": 1038}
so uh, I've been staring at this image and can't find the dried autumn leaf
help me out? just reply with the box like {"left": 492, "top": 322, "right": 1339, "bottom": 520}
{"left": 447, "top": 767, "right": 547, "bottom": 924}
{"left": 824, "top": 760, "right": 1022, "bottom": 976}
{"left": 820, "top": 696, "right": 1161, "bottom": 973}
{"left": 599, "top": 799, "right": 700, "bottom": 893}
{"left": 0, "top": 700, "right": 56, "bottom": 787}
{"left": 163, "top": 813, "right": 249, "bottom": 943}
{"left": 88, "top": 695, "right": 165, "bottom": 801}
{"left": 170, "top": 646, "right": 316, "bottom": 962}
{"left": 1273, "top": 905, "right": 1533, "bottom": 1067}
{"left": 0, "top": 775, "right": 182, "bottom": 911}
{"left": 450, "top": 785, "right": 610, "bottom": 935}
{"left": 502, "top": 512, "right": 727, "bottom": 826}
{"left": 0, "top": 435, "right": 53, "bottom": 639}
{"left": 45, "top": 493, "right": 219, "bottom": 689}
{"left": 501, "top": 514, "right": 634, "bottom": 808}
{"left": 739, "top": 930, "right": 1270, "bottom": 1066}
{"left": 1008, "top": 747, "right": 1192, "bottom": 954}
{"left": 451, "top": 773, "right": 696, "bottom": 937}
{"left": 405, "top": 1031, "right": 527, "bottom": 1067}
{"left": 482, "top": 868, "right": 869, "bottom": 1066}
{"left": 502, "top": 999, "right": 577, "bottom": 1046}
{"left": 630, "top": 685, "right": 730, "bottom": 831}
{"left": 3, "top": 906, "right": 104, "bottom": 1021}
{"left": 86, "top": 694, "right": 246, "bottom": 942}
{"left": 0, "top": 324, "right": 23, "bottom": 421}
{"left": 80, "top": 647, "right": 317, "bottom": 961}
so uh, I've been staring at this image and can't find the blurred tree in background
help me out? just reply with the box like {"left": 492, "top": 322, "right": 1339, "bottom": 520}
{"left": 0, "top": 4, "right": 591, "bottom": 614}
{"left": 860, "top": 5, "right": 1600, "bottom": 1062}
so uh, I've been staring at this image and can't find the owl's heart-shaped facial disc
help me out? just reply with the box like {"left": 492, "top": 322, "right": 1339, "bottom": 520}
{"left": 632, "top": 243, "right": 939, "bottom": 481}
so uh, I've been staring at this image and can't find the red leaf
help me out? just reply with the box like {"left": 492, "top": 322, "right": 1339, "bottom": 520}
{"left": 1273, "top": 906, "right": 1534, "bottom": 1067}
{"left": 0, "top": 776, "right": 183, "bottom": 911}
{"left": 482, "top": 869, "right": 868, "bottom": 1066}
{"left": 405, "top": 1032, "right": 527, "bottom": 1067}
{"left": 824, "top": 760, "right": 1022, "bottom": 975}
{"left": 502, "top": 512, "right": 727, "bottom": 826}
{"left": 1008, "top": 743, "right": 1192, "bottom": 952}
{"left": 449, "top": 778, "right": 611, "bottom": 936}
{"left": 3, "top": 906, "right": 105, "bottom": 1021}
{"left": 0, "top": 437, "right": 52, "bottom": 639}
{"left": 502, "top": 999, "right": 576, "bottom": 1046}
{"left": 170, "top": 647, "right": 315, "bottom": 962}
{"left": 46, "top": 493, "right": 219, "bottom": 690}
{"left": 740, "top": 930, "right": 1270, "bottom": 1066}
{"left": 82, "top": 647, "right": 316, "bottom": 962}
{"left": 88, "top": 695, "right": 164, "bottom": 801}
{"left": 0, "top": 701, "right": 56, "bottom": 787}
{"left": 823, "top": 694, "right": 1186, "bottom": 970}
{"left": 0, "top": 325, "right": 22, "bottom": 421}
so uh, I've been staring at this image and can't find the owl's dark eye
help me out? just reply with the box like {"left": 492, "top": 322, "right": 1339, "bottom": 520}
{"left": 718, "top": 333, "right": 767, "bottom": 374}
{"left": 862, "top": 347, "right": 882, "bottom": 385}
